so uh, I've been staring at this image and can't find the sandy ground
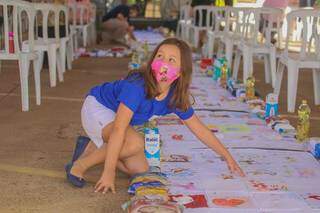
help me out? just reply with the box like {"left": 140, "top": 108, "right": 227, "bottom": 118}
{"left": 0, "top": 40, "right": 319, "bottom": 213}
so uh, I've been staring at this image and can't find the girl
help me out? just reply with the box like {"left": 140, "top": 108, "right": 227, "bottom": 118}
{"left": 65, "top": 38, "right": 244, "bottom": 193}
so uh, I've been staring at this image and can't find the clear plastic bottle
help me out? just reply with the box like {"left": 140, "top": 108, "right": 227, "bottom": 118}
{"left": 296, "top": 100, "right": 311, "bottom": 143}
{"left": 131, "top": 50, "right": 140, "bottom": 64}
{"left": 220, "top": 63, "right": 228, "bottom": 88}
{"left": 245, "top": 76, "right": 255, "bottom": 100}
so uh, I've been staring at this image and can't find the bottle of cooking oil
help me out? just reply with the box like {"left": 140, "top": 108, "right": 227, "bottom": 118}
{"left": 296, "top": 100, "right": 311, "bottom": 143}
{"left": 245, "top": 76, "right": 255, "bottom": 100}
{"left": 131, "top": 50, "right": 140, "bottom": 64}
{"left": 220, "top": 63, "right": 228, "bottom": 88}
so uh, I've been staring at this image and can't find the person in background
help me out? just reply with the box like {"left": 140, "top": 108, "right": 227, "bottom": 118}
{"left": 102, "top": 0, "right": 138, "bottom": 44}
{"left": 299, "top": 0, "right": 316, "bottom": 7}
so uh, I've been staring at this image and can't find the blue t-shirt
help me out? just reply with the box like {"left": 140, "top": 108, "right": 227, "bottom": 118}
{"left": 88, "top": 75, "right": 194, "bottom": 125}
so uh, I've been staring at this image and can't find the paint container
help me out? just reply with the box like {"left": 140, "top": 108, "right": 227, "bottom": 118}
{"left": 144, "top": 128, "right": 160, "bottom": 167}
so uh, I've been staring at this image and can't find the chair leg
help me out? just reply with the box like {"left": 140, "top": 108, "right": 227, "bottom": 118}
{"left": 313, "top": 69, "right": 320, "bottom": 105}
{"left": 33, "top": 51, "right": 44, "bottom": 106}
{"left": 74, "top": 32, "right": 79, "bottom": 59}
{"left": 207, "top": 33, "right": 214, "bottom": 58}
{"left": 242, "top": 47, "right": 253, "bottom": 82}
{"left": 264, "top": 55, "right": 271, "bottom": 84}
{"left": 217, "top": 41, "right": 224, "bottom": 58}
{"left": 274, "top": 61, "right": 285, "bottom": 95}
{"left": 233, "top": 49, "right": 241, "bottom": 80}
{"left": 47, "top": 45, "right": 57, "bottom": 87}
{"left": 18, "top": 54, "right": 30, "bottom": 111}
{"left": 57, "top": 47, "right": 64, "bottom": 82}
{"left": 83, "top": 28, "right": 88, "bottom": 47}
{"left": 194, "top": 29, "right": 199, "bottom": 48}
{"left": 287, "top": 62, "right": 299, "bottom": 112}
{"left": 59, "top": 41, "right": 67, "bottom": 74}
{"left": 67, "top": 39, "right": 73, "bottom": 70}
{"left": 270, "top": 48, "right": 277, "bottom": 88}
{"left": 225, "top": 40, "right": 233, "bottom": 70}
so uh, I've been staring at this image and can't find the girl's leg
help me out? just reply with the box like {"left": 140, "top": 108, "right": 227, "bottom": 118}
{"left": 79, "top": 141, "right": 97, "bottom": 159}
{"left": 70, "top": 123, "right": 148, "bottom": 178}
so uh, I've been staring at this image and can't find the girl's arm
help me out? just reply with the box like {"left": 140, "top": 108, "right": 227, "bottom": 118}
{"left": 95, "top": 103, "right": 133, "bottom": 193}
{"left": 184, "top": 114, "right": 245, "bottom": 176}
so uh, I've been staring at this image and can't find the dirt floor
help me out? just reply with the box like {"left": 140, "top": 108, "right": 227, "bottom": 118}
{"left": 0, "top": 40, "right": 319, "bottom": 213}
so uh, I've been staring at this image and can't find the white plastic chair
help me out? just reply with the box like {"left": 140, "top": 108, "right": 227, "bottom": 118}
{"left": 0, "top": 0, "right": 40, "bottom": 111}
{"left": 88, "top": 3, "right": 96, "bottom": 46}
{"left": 186, "top": 5, "right": 214, "bottom": 48}
{"left": 70, "top": 4, "right": 91, "bottom": 47}
{"left": 55, "top": 5, "right": 72, "bottom": 72}
{"left": 23, "top": 3, "right": 64, "bottom": 87}
{"left": 218, "top": 7, "right": 247, "bottom": 69}
{"left": 176, "top": 4, "right": 191, "bottom": 39}
{"left": 68, "top": 3, "right": 78, "bottom": 60}
{"left": 274, "top": 9, "right": 320, "bottom": 112}
{"left": 233, "top": 7, "right": 283, "bottom": 87}
{"left": 206, "top": 6, "right": 229, "bottom": 58}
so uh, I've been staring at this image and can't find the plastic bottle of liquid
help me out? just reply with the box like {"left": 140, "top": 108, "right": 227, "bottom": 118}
{"left": 131, "top": 51, "right": 140, "bottom": 64}
{"left": 220, "top": 63, "right": 228, "bottom": 88}
{"left": 245, "top": 76, "right": 255, "bottom": 100}
{"left": 9, "top": 32, "right": 14, "bottom": 53}
{"left": 296, "top": 100, "right": 311, "bottom": 143}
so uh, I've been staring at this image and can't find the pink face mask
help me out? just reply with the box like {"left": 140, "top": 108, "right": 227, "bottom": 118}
{"left": 151, "top": 59, "right": 180, "bottom": 83}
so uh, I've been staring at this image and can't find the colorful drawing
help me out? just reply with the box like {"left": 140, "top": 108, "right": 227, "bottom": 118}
{"left": 169, "top": 194, "right": 208, "bottom": 208}
{"left": 299, "top": 192, "right": 320, "bottom": 209}
{"left": 296, "top": 167, "right": 318, "bottom": 178}
{"left": 207, "top": 192, "right": 256, "bottom": 209}
{"left": 219, "top": 124, "right": 251, "bottom": 133}
{"left": 248, "top": 180, "right": 288, "bottom": 192}
{"left": 156, "top": 117, "right": 183, "bottom": 125}
{"left": 252, "top": 192, "right": 308, "bottom": 210}
{"left": 212, "top": 198, "right": 246, "bottom": 207}
{"left": 162, "top": 154, "right": 191, "bottom": 162}
{"left": 171, "top": 134, "right": 183, "bottom": 141}
{"left": 206, "top": 124, "right": 219, "bottom": 132}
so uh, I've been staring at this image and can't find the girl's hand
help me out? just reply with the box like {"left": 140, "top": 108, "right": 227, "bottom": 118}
{"left": 226, "top": 158, "right": 245, "bottom": 177}
{"left": 94, "top": 171, "right": 116, "bottom": 194}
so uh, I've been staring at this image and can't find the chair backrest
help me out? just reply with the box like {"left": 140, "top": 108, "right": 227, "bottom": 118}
{"left": 192, "top": 5, "right": 214, "bottom": 28}
{"left": 260, "top": 7, "right": 284, "bottom": 47}
{"left": 34, "top": 3, "right": 58, "bottom": 42}
{"left": 90, "top": 3, "right": 96, "bottom": 23}
{"left": 209, "top": 6, "right": 229, "bottom": 34}
{"left": 225, "top": 7, "right": 247, "bottom": 37}
{"left": 241, "top": 8, "right": 261, "bottom": 44}
{"left": 284, "top": 9, "right": 320, "bottom": 60}
{"left": 68, "top": 3, "right": 90, "bottom": 26}
{"left": 55, "top": 4, "right": 69, "bottom": 38}
{"left": 179, "top": 4, "right": 191, "bottom": 21}
{"left": 0, "top": 0, "right": 35, "bottom": 58}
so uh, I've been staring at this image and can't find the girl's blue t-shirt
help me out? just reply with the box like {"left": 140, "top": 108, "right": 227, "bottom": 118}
{"left": 88, "top": 75, "right": 194, "bottom": 125}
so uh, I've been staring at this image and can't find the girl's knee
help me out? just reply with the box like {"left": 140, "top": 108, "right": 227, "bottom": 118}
{"left": 128, "top": 163, "right": 149, "bottom": 176}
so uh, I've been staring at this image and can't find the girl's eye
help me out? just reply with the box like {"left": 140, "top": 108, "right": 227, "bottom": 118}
{"left": 157, "top": 54, "right": 163, "bottom": 58}
{"left": 169, "top": 58, "right": 176, "bottom": 63}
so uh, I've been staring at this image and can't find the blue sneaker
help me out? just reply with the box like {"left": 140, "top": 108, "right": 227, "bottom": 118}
{"left": 71, "top": 136, "right": 90, "bottom": 163}
{"left": 65, "top": 162, "right": 86, "bottom": 188}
